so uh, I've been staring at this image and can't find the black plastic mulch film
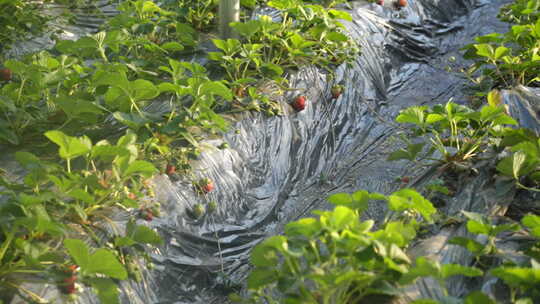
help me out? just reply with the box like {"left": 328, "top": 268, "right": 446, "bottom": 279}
{"left": 4, "top": 0, "right": 540, "bottom": 303}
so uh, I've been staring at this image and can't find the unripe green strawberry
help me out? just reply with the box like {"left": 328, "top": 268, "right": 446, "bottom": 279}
{"left": 207, "top": 201, "right": 218, "bottom": 213}
{"left": 149, "top": 205, "right": 161, "bottom": 217}
{"left": 218, "top": 142, "right": 229, "bottom": 150}
{"left": 127, "top": 261, "right": 142, "bottom": 282}
{"left": 192, "top": 203, "right": 205, "bottom": 219}
{"left": 331, "top": 85, "right": 343, "bottom": 99}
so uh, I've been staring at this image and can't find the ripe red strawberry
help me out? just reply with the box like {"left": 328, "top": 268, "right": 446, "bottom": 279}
{"left": 376, "top": 0, "right": 384, "bottom": 5}
{"left": 64, "top": 276, "right": 77, "bottom": 284}
{"left": 59, "top": 265, "right": 78, "bottom": 294}
{"left": 200, "top": 178, "right": 214, "bottom": 193}
{"left": 331, "top": 85, "right": 343, "bottom": 99}
{"left": 292, "top": 96, "right": 306, "bottom": 111}
{"left": 140, "top": 208, "right": 153, "bottom": 221}
{"left": 395, "top": 0, "right": 407, "bottom": 8}
{"left": 67, "top": 265, "right": 78, "bottom": 273}
{"left": 128, "top": 192, "right": 137, "bottom": 200}
{"left": 144, "top": 211, "right": 153, "bottom": 221}
{"left": 0, "top": 68, "right": 12, "bottom": 81}
{"left": 166, "top": 164, "right": 176, "bottom": 175}
{"left": 60, "top": 282, "right": 76, "bottom": 294}
{"left": 401, "top": 176, "right": 410, "bottom": 183}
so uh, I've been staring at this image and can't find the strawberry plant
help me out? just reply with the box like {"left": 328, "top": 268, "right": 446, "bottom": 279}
{"left": 0, "top": 0, "right": 52, "bottom": 55}
{"left": 210, "top": 0, "right": 360, "bottom": 82}
{"left": 235, "top": 189, "right": 484, "bottom": 303}
{"left": 498, "top": 0, "right": 540, "bottom": 25}
{"left": 171, "top": 0, "right": 219, "bottom": 31}
{"left": 0, "top": 130, "right": 161, "bottom": 302}
{"left": 0, "top": 0, "right": 367, "bottom": 300}
{"left": 496, "top": 128, "right": 540, "bottom": 191}
{"left": 462, "top": 0, "right": 540, "bottom": 91}
{"left": 388, "top": 102, "right": 517, "bottom": 171}
{"left": 449, "top": 212, "right": 540, "bottom": 303}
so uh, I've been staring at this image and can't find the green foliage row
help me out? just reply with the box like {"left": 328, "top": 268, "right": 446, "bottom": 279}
{"left": 389, "top": 100, "right": 539, "bottom": 191}
{"left": 0, "top": 131, "right": 161, "bottom": 303}
{"left": 237, "top": 187, "right": 540, "bottom": 303}
{"left": 0, "top": 0, "right": 55, "bottom": 54}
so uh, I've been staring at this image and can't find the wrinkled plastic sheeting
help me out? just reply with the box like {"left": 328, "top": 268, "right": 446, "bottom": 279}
{"left": 502, "top": 85, "right": 540, "bottom": 135}
{"left": 6, "top": 0, "right": 119, "bottom": 58}
{"left": 3, "top": 0, "right": 531, "bottom": 303}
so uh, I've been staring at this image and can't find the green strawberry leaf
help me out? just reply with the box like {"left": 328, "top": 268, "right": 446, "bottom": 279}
{"left": 45, "top": 131, "right": 92, "bottom": 160}
{"left": 464, "top": 291, "right": 495, "bottom": 304}
{"left": 123, "top": 160, "right": 157, "bottom": 178}
{"left": 522, "top": 214, "right": 540, "bottom": 238}
{"left": 131, "top": 225, "right": 162, "bottom": 245}
{"left": 441, "top": 264, "right": 483, "bottom": 279}
{"left": 448, "top": 237, "right": 484, "bottom": 254}
{"left": 387, "top": 189, "right": 436, "bottom": 222}
{"left": 90, "top": 278, "right": 120, "bottom": 304}
{"left": 87, "top": 249, "right": 127, "bottom": 280}
{"left": 247, "top": 268, "right": 278, "bottom": 289}
{"left": 64, "top": 239, "right": 90, "bottom": 270}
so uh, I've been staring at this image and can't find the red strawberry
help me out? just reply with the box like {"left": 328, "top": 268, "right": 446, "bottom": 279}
{"left": 145, "top": 211, "right": 153, "bottom": 221}
{"left": 166, "top": 164, "right": 176, "bottom": 175}
{"left": 376, "top": 0, "right": 384, "bottom": 5}
{"left": 395, "top": 0, "right": 407, "bottom": 8}
{"left": 201, "top": 178, "right": 214, "bottom": 193}
{"left": 140, "top": 208, "right": 153, "bottom": 221}
{"left": 128, "top": 192, "right": 137, "bottom": 200}
{"left": 59, "top": 266, "right": 78, "bottom": 294}
{"left": 292, "top": 96, "right": 306, "bottom": 111}
{"left": 0, "top": 68, "right": 12, "bottom": 81}
{"left": 67, "top": 265, "right": 78, "bottom": 273}
{"left": 60, "top": 282, "right": 76, "bottom": 294}
{"left": 401, "top": 176, "right": 410, "bottom": 184}
{"left": 64, "top": 276, "right": 77, "bottom": 284}
{"left": 331, "top": 85, "right": 343, "bottom": 99}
